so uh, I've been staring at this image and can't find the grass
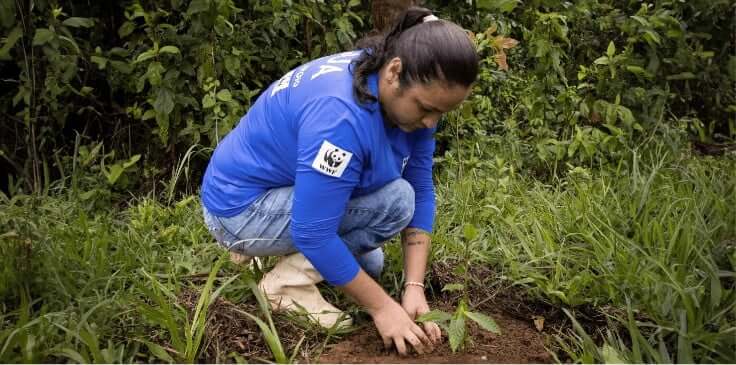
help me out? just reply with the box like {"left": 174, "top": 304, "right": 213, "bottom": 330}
{"left": 1, "top": 139, "right": 735, "bottom": 362}
{"left": 432, "top": 144, "right": 736, "bottom": 362}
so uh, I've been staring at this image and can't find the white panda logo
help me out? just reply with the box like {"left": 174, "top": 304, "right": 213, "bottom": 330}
{"left": 312, "top": 140, "right": 353, "bottom": 178}
{"left": 325, "top": 148, "right": 347, "bottom": 168}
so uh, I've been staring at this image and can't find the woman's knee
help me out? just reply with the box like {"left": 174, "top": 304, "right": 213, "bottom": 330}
{"left": 383, "top": 178, "right": 415, "bottom": 228}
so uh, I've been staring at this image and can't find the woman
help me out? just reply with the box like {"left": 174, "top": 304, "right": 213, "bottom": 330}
{"left": 201, "top": 6, "right": 478, "bottom": 355}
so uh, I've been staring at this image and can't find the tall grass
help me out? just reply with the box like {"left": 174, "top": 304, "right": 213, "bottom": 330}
{"left": 433, "top": 146, "right": 736, "bottom": 362}
{"left": 2, "top": 137, "right": 734, "bottom": 362}
{"left": 0, "top": 190, "right": 227, "bottom": 362}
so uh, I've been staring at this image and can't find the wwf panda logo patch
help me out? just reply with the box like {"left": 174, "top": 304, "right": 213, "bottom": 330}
{"left": 325, "top": 149, "right": 347, "bottom": 168}
{"left": 312, "top": 140, "right": 353, "bottom": 178}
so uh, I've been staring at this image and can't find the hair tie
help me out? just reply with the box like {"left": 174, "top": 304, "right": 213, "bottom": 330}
{"left": 422, "top": 14, "right": 439, "bottom": 23}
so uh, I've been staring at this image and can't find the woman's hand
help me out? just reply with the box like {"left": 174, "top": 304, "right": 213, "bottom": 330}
{"left": 401, "top": 285, "right": 442, "bottom": 344}
{"left": 340, "top": 269, "right": 432, "bottom": 356}
{"left": 370, "top": 297, "right": 433, "bottom": 356}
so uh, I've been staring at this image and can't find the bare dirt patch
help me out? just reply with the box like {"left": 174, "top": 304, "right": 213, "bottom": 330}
{"left": 316, "top": 302, "right": 552, "bottom": 364}
{"left": 176, "top": 260, "right": 614, "bottom": 363}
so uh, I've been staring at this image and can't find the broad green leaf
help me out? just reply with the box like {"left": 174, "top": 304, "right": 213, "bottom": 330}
{"left": 216, "top": 89, "right": 232, "bottom": 102}
{"left": 416, "top": 310, "right": 452, "bottom": 323}
{"left": 224, "top": 55, "right": 241, "bottom": 77}
{"left": 145, "top": 61, "right": 164, "bottom": 86}
{"left": 153, "top": 88, "right": 175, "bottom": 114}
{"left": 32, "top": 28, "right": 54, "bottom": 46}
{"left": 62, "top": 17, "right": 94, "bottom": 28}
{"left": 594, "top": 57, "right": 609, "bottom": 65}
{"left": 142, "top": 109, "right": 156, "bottom": 121}
{"left": 159, "top": 45, "right": 180, "bottom": 55}
{"left": 105, "top": 164, "right": 124, "bottom": 185}
{"left": 630, "top": 15, "right": 650, "bottom": 27}
{"left": 118, "top": 21, "right": 136, "bottom": 38}
{"left": 642, "top": 30, "right": 661, "bottom": 45}
{"left": 465, "top": 311, "right": 501, "bottom": 334}
{"left": 202, "top": 94, "right": 216, "bottom": 109}
{"left": 626, "top": 65, "right": 652, "bottom": 78}
{"left": 90, "top": 55, "right": 108, "bottom": 69}
{"left": 448, "top": 314, "right": 465, "bottom": 352}
{"left": 135, "top": 49, "right": 157, "bottom": 63}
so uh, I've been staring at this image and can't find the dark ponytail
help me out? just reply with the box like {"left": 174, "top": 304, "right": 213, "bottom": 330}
{"left": 351, "top": 6, "right": 479, "bottom": 105}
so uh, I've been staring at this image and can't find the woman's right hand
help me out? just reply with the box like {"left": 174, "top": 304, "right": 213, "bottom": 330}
{"left": 370, "top": 298, "right": 433, "bottom": 356}
{"left": 340, "top": 269, "right": 432, "bottom": 355}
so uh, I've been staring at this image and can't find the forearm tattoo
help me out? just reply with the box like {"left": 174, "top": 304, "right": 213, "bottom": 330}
{"left": 402, "top": 228, "right": 428, "bottom": 246}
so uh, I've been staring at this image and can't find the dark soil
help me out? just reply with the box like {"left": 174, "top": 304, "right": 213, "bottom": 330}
{"left": 176, "top": 260, "right": 617, "bottom": 363}
{"left": 316, "top": 301, "right": 552, "bottom": 364}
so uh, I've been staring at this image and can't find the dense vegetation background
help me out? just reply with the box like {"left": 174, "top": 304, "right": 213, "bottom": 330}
{"left": 1, "top": 0, "right": 734, "bottom": 363}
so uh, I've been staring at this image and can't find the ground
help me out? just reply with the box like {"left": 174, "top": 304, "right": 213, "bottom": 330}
{"left": 176, "top": 261, "right": 605, "bottom": 363}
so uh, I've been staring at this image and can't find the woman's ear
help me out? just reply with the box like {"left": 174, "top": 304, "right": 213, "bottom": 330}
{"left": 386, "top": 57, "right": 403, "bottom": 85}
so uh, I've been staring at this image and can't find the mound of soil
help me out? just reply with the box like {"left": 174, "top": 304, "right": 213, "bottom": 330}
{"left": 316, "top": 308, "right": 552, "bottom": 364}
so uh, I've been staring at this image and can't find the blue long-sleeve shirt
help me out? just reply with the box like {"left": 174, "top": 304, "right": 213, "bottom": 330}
{"left": 201, "top": 50, "right": 436, "bottom": 285}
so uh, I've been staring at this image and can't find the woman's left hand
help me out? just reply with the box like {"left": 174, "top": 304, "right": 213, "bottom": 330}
{"left": 401, "top": 286, "right": 442, "bottom": 345}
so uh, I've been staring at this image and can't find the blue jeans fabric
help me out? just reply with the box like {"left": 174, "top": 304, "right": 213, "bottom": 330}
{"left": 202, "top": 178, "right": 415, "bottom": 279}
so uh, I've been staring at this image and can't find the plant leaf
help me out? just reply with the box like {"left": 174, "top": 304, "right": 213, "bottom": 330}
{"left": 448, "top": 314, "right": 466, "bottom": 352}
{"left": 32, "top": 28, "right": 54, "bottom": 46}
{"left": 153, "top": 88, "right": 175, "bottom": 115}
{"left": 216, "top": 89, "right": 232, "bottom": 102}
{"left": 416, "top": 310, "right": 452, "bottom": 323}
{"left": 159, "top": 45, "right": 180, "bottom": 55}
{"left": 464, "top": 311, "right": 501, "bottom": 334}
{"left": 62, "top": 17, "right": 94, "bottom": 28}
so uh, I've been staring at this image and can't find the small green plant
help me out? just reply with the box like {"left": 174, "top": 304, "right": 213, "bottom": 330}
{"left": 417, "top": 300, "right": 501, "bottom": 353}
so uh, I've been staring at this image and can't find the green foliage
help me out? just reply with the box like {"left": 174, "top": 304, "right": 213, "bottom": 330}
{"left": 416, "top": 301, "right": 501, "bottom": 353}
{"left": 433, "top": 139, "right": 736, "bottom": 362}
{"left": 0, "top": 0, "right": 367, "bottom": 194}
{"left": 435, "top": 0, "right": 735, "bottom": 175}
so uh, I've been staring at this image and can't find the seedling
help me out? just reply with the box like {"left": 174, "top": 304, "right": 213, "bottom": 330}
{"left": 416, "top": 224, "right": 501, "bottom": 352}
{"left": 416, "top": 299, "right": 501, "bottom": 352}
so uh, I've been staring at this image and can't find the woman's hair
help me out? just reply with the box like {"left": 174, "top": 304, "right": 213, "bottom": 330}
{"left": 351, "top": 6, "right": 479, "bottom": 105}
